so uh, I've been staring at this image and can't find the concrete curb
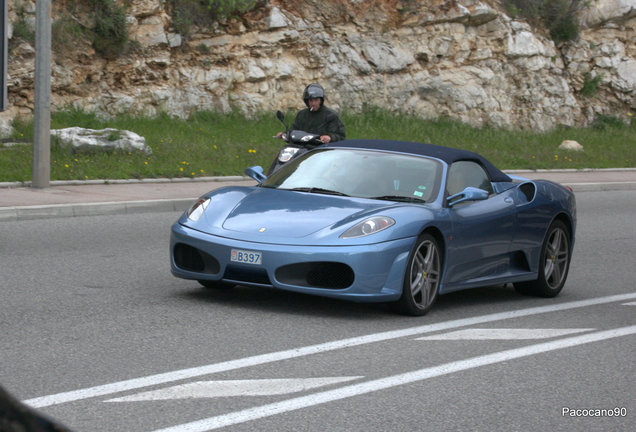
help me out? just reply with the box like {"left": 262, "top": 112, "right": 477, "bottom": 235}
{"left": 505, "top": 168, "right": 636, "bottom": 173}
{"left": 0, "top": 198, "right": 196, "bottom": 222}
{"left": 567, "top": 182, "right": 636, "bottom": 192}
{"left": 0, "top": 175, "right": 249, "bottom": 189}
{"left": 2, "top": 168, "right": 635, "bottom": 189}
{"left": 2, "top": 169, "right": 635, "bottom": 222}
{"left": 2, "top": 180, "right": 635, "bottom": 222}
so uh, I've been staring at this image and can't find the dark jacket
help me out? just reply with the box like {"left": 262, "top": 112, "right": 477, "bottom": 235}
{"left": 291, "top": 105, "right": 346, "bottom": 142}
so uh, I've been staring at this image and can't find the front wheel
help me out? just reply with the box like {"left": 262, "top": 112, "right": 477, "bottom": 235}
{"left": 393, "top": 233, "right": 442, "bottom": 316}
{"left": 515, "top": 220, "right": 571, "bottom": 297}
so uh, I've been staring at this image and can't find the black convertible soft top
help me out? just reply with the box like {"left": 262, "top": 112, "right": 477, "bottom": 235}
{"left": 325, "top": 139, "right": 512, "bottom": 183}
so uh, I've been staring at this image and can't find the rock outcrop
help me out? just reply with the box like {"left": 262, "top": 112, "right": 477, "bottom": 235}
{"left": 51, "top": 127, "right": 151, "bottom": 154}
{"left": 1, "top": 0, "right": 634, "bottom": 134}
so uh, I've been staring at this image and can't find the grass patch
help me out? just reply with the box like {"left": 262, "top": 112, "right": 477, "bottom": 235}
{"left": 1, "top": 109, "right": 634, "bottom": 183}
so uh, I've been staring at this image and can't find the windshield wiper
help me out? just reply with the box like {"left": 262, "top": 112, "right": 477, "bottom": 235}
{"left": 370, "top": 195, "right": 426, "bottom": 203}
{"left": 290, "top": 187, "right": 349, "bottom": 197}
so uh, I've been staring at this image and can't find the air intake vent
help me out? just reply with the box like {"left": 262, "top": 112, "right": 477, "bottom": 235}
{"left": 276, "top": 262, "right": 354, "bottom": 289}
{"left": 173, "top": 243, "right": 220, "bottom": 274}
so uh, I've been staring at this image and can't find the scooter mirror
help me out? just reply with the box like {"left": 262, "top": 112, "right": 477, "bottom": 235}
{"left": 276, "top": 110, "right": 290, "bottom": 131}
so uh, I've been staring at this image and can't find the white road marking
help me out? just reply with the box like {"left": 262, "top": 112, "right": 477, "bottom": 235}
{"left": 23, "top": 292, "right": 636, "bottom": 408}
{"left": 415, "top": 328, "right": 594, "bottom": 340}
{"left": 151, "top": 325, "right": 636, "bottom": 432}
{"left": 622, "top": 301, "right": 636, "bottom": 306}
{"left": 105, "top": 377, "right": 362, "bottom": 402}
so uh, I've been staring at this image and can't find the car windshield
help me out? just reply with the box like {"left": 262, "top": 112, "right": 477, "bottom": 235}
{"left": 263, "top": 148, "right": 442, "bottom": 202}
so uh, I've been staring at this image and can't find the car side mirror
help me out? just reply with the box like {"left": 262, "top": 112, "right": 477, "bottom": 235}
{"left": 244, "top": 166, "right": 267, "bottom": 184}
{"left": 447, "top": 186, "right": 489, "bottom": 207}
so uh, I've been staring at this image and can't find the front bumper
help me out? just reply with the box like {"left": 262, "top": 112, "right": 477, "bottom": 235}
{"left": 170, "top": 222, "right": 414, "bottom": 302}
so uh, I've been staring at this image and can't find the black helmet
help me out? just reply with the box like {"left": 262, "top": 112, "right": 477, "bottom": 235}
{"left": 302, "top": 83, "right": 325, "bottom": 107}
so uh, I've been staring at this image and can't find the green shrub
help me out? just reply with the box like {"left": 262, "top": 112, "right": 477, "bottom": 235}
{"left": 170, "top": 0, "right": 261, "bottom": 39}
{"left": 89, "top": 0, "right": 129, "bottom": 58}
{"left": 203, "top": 0, "right": 261, "bottom": 19}
{"left": 581, "top": 72, "right": 603, "bottom": 97}
{"left": 11, "top": 18, "right": 34, "bottom": 43}
{"left": 549, "top": 15, "right": 579, "bottom": 43}
{"left": 170, "top": 0, "right": 203, "bottom": 39}
{"left": 503, "top": 0, "right": 539, "bottom": 19}
{"left": 543, "top": 0, "right": 581, "bottom": 43}
{"left": 106, "top": 131, "right": 122, "bottom": 141}
{"left": 591, "top": 114, "right": 626, "bottom": 130}
{"left": 196, "top": 43, "right": 210, "bottom": 53}
{"left": 504, "top": 0, "right": 586, "bottom": 43}
{"left": 52, "top": 16, "right": 88, "bottom": 55}
{"left": 10, "top": 0, "right": 35, "bottom": 44}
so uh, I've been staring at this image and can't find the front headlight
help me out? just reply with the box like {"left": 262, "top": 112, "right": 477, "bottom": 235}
{"left": 340, "top": 216, "right": 395, "bottom": 238}
{"left": 278, "top": 146, "right": 300, "bottom": 162}
{"left": 187, "top": 198, "right": 210, "bottom": 221}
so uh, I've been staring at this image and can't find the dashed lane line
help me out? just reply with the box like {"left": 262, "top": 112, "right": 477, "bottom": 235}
{"left": 105, "top": 377, "right": 364, "bottom": 402}
{"left": 24, "top": 292, "right": 636, "bottom": 409}
{"left": 415, "top": 327, "right": 594, "bottom": 340}
{"left": 151, "top": 325, "right": 636, "bottom": 432}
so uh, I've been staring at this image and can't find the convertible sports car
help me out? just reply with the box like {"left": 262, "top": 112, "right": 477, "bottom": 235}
{"left": 170, "top": 139, "right": 576, "bottom": 316}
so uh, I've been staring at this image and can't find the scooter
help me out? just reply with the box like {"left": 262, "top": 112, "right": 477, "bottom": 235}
{"left": 267, "top": 110, "right": 323, "bottom": 175}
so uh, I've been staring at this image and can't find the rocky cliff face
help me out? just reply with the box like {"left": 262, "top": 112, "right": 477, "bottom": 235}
{"left": 2, "top": 0, "right": 635, "bottom": 134}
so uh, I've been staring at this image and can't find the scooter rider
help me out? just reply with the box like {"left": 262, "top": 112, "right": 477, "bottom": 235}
{"left": 276, "top": 83, "right": 346, "bottom": 143}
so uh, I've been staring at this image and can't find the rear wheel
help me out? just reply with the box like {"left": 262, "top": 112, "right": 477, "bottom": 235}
{"left": 515, "top": 220, "right": 571, "bottom": 297}
{"left": 394, "top": 233, "right": 441, "bottom": 316}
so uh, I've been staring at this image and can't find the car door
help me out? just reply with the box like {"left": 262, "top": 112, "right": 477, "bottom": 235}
{"left": 444, "top": 161, "right": 517, "bottom": 288}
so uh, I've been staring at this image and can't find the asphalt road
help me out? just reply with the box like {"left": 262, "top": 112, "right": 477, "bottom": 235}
{"left": 0, "top": 190, "right": 634, "bottom": 431}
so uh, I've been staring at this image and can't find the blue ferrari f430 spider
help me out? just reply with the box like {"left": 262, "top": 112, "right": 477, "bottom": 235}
{"left": 170, "top": 139, "right": 576, "bottom": 316}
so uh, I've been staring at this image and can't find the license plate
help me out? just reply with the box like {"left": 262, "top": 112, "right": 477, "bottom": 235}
{"left": 230, "top": 249, "right": 262, "bottom": 265}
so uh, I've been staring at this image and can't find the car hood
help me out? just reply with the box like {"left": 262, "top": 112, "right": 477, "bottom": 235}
{"left": 181, "top": 186, "right": 423, "bottom": 243}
